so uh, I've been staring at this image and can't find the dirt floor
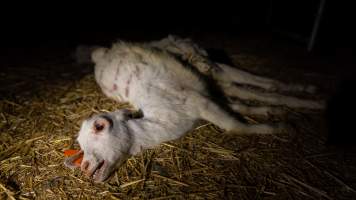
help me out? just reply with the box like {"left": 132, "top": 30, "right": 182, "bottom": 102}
{"left": 1, "top": 32, "right": 356, "bottom": 199}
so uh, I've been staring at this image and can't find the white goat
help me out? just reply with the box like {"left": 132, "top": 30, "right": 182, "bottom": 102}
{"left": 65, "top": 36, "right": 323, "bottom": 182}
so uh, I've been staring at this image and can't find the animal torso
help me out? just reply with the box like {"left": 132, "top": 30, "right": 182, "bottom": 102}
{"left": 93, "top": 43, "right": 212, "bottom": 146}
{"left": 95, "top": 43, "right": 205, "bottom": 111}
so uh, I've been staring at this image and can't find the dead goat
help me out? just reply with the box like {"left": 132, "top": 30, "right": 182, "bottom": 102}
{"left": 65, "top": 36, "right": 324, "bottom": 182}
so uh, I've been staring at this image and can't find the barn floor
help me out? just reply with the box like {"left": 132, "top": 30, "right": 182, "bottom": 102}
{"left": 1, "top": 32, "right": 356, "bottom": 199}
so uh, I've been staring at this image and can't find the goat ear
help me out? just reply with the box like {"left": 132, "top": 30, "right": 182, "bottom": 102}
{"left": 128, "top": 109, "right": 144, "bottom": 119}
{"left": 119, "top": 109, "right": 144, "bottom": 120}
{"left": 91, "top": 47, "right": 108, "bottom": 63}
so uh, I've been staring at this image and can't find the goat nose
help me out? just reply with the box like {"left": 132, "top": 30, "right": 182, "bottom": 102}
{"left": 81, "top": 160, "right": 90, "bottom": 174}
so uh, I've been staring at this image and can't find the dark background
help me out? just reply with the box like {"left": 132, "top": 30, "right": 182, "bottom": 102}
{"left": 0, "top": 1, "right": 355, "bottom": 83}
{"left": 0, "top": 1, "right": 354, "bottom": 50}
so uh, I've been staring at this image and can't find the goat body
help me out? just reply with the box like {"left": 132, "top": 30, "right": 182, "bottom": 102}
{"left": 65, "top": 36, "right": 323, "bottom": 182}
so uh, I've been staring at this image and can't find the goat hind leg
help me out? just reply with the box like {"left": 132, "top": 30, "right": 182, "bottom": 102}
{"left": 223, "top": 85, "right": 324, "bottom": 109}
{"left": 215, "top": 63, "right": 317, "bottom": 94}
{"left": 227, "top": 122, "right": 287, "bottom": 135}
{"left": 193, "top": 94, "right": 285, "bottom": 134}
{"left": 229, "top": 100, "right": 286, "bottom": 116}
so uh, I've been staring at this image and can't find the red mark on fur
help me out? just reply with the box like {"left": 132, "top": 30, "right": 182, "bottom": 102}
{"left": 127, "top": 75, "right": 132, "bottom": 85}
{"left": 112, "top": 84, "right": 118, "bottom": 91}
{"left": 134, "top": 65, "right": 141, "bottom": 79}
{"left": 125, "top": 86, "right": 129, "bottom": 97}
{"left": 125, "top": 75, "right": 132, "bottom": 97}
{"left": 114, "top": 66, "right": 120, "bottom": 80}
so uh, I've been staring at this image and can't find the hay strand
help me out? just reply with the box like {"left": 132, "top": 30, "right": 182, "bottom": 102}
{"left": 0, "top": 182, "right": 16, "bottom": 200}
{"left": 119, "top": 179, "right": 145, "bottom": 188}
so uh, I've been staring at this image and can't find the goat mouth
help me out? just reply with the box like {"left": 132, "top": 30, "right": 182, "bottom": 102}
{"left": 92, "top": 160, "right": 106, "bottom": 181}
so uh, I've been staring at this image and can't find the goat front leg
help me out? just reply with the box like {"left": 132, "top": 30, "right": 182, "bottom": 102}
{"left": 126, "top": 117, "right": 196, "bottom": 155}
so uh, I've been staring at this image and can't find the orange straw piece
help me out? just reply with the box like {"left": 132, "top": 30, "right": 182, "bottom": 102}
{"left": 64, "top": 149, "right": 83, "bottom": 167}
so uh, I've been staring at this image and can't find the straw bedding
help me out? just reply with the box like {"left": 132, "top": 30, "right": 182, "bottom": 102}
{"left": 0, "top": 48, "right": 355, "bottom": 199}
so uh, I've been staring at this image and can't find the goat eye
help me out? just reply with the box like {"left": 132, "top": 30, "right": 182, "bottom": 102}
{"left": 94, "top": 122, "right": 105, "bottom": 133}
{"left": 92, "top": 115, "right": 113, "bottom": 134}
